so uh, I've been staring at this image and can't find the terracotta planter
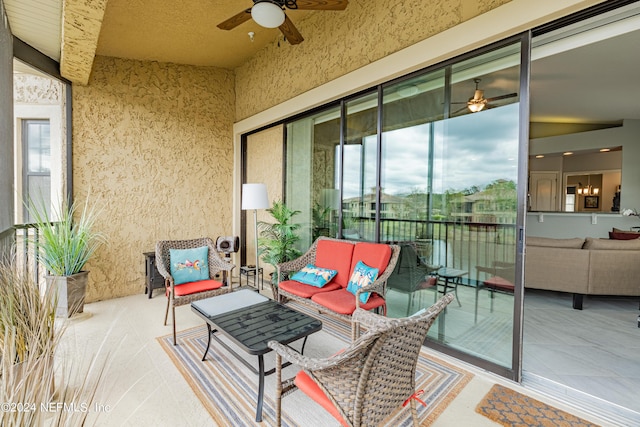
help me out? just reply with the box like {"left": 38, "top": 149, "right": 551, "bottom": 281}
{"left": 45, "top": 271, "right": 89, "bottom": 318}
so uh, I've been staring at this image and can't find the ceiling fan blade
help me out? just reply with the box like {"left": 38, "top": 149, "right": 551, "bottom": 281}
{"left": 485, "top": 92, "right": 518, "bottom": 102}
{"left": 217, "top": 8, "right": 252, "bottom": 30}
{"left": 279, "top": 15, "right": 304, "bottom": 44}
{"left": 451, "top": 106, "right": 469, "bottom": 116}
{"left": 293, "top": 0, "right": 349, "bottom": 10}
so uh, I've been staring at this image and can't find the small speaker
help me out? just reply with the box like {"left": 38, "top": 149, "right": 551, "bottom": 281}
{"left": 216, "top": 236, "right": 239, "bottom": 254}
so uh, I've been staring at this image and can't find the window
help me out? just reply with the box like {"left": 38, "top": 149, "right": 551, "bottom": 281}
{"left": 22, "top": 119, "right": 51, "bottom": 222}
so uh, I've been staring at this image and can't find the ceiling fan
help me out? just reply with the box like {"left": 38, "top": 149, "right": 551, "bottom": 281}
{"left": 217, "top": 0, "right": 349, "bottom": 45}
{"left": 452, "top": 78, "right": 518, "bottom": 115}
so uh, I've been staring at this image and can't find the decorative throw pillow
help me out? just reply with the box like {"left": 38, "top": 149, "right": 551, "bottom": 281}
{"left": 170, "top": 246, "right": 209, "bottom": 285}
{"left": 291, "top": 264, "right": 338, "bottom": 288}
{"left": 609, "top": 231, "right": 640, "bottom": 240}
{"left": 346, "top": 261, "right": 379, "bottom": 304}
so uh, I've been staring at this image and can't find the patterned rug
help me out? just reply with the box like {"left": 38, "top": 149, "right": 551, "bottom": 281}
{"left": 158, "top": 303, "right": 473, "bottom": 426}
{"left": 476, "top": 384, "right": 601, "bottom": 427}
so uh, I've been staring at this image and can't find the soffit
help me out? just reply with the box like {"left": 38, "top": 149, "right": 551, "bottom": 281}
{"left": 3, "top": 0, "right": 62, "bottom": 61}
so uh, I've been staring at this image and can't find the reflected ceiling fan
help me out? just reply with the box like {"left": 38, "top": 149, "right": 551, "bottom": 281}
{"left": 452, "top": 78, "right": 517, "bottom": 115}
{"left": 217, "top": 0, "right": 349, "bottom": 45}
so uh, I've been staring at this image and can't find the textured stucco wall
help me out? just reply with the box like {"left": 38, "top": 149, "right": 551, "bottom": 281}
{"left": 245, "top": 126, "right": 284, "bottom": 276}
{"left": 235, "top": 0, "right": 511, "bottom": 120}
{"left": 73, "top": 56, "right": 235, "bottom": 302}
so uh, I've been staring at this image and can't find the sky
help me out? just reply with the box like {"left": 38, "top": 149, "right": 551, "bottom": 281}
{"left": 341, "top": 103, "right": 520, "bottom": 198}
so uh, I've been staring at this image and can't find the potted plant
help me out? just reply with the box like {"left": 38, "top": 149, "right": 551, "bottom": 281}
{"left": 28, "top": 197, "right": 105, "bottom": 318}
{"left": 0, "top": 260, "right": 58, "bottom": 425}
{"left": 257, "top": 200, "right": 302, "bottom": 296}
{"left": 0, "top": 261, "right": 108, "bottom": 426}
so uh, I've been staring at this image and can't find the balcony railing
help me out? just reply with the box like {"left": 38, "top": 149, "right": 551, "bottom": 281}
{"left": 352, "top": 217, "right": 517, "bottom": 286}
{"left": 2, "top": 223, "right": 48, "bottom": 287}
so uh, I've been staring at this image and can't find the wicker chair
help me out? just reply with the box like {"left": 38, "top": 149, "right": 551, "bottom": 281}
{"left": 268, "top": 293, "right": 454, "bottom": 427}
{"left": 156, "top": 237, "right": 235, "bottom": 345}
{"left": 387, "top": 243, "right": 440, "bottom": 316}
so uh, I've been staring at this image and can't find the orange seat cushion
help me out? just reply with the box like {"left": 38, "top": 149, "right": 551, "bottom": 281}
{"left": 315, "top": 240, "right": 355, "bottom": 288}
{"left": 483, "top": 276, "right": 514, "bottom": 293}
{"left": 279, "top": 279, "right": 342, "bottom": 298}
{"left": 349, "top": 243, "right": 392, "bottom": 281}
{"left": 173, "top": 279, "right": 223, "bottom": 296}
{"left": 295, "top": 371, "right": 348, "bottom": 427}
{"left": 311, "top": 288, "right": 385, "bottom": 315}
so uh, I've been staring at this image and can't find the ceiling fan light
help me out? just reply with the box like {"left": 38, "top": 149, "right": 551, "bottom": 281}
{"left": 467, "top": 101, "right": 485, "bottom": 113}
{"left": 252, "top": 2, "right": 285, "bottom": 28}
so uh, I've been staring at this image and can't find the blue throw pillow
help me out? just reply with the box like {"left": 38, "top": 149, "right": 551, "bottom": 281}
{"left": 170, "top": 246, "right": 209, "bottom": 285}
{"left": 346, "top": 261, "right": 379, "bottom": 304}
{"left": 291, "top": 264, "right": 338, "bottom": 288}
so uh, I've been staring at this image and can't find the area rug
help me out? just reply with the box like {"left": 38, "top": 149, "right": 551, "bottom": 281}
{"left": 158, "top": 305, "right": 473, "bottom": 426}
{"left": 475, "top": 384, "right": 601, "bottom": 427}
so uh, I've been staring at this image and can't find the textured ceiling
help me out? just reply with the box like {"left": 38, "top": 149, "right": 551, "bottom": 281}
{"left": 96, "top": 0, "right": 315, "bottom": 69}
{"left": 5, "top": 0, "right": 640, "bottom": 126}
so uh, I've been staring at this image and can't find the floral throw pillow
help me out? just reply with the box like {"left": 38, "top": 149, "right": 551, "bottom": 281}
{"left": 170, "top": 246, "right": 209, "bottom": 285}
{"left": 346, "top": 261, "right": 379, "bottom": 304}
{"left": 291, "top": 264, "right": 338, "bottom": 288}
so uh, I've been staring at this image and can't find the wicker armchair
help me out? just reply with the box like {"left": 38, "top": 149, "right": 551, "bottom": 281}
{"left": 156, "top": 237, "right": 235, "bottom": 345}
{"left": 268, "top": 293, "right": 454, "bottom": 427}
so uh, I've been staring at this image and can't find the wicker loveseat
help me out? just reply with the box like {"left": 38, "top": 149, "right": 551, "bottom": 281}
{"left": 276, "top": 237, "right": 400, "bottom": 339}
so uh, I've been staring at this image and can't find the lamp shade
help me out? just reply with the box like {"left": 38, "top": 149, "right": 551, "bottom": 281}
{"left": 242, "top": 183, "right": 269, "bottom": 210}
{"left": 251, "top": 1, "right": 285, "bottom": 28}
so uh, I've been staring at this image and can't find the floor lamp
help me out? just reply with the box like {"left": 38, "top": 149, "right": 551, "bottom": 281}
{"left": 242, "top": 183, "right": 269, "bottom": 289}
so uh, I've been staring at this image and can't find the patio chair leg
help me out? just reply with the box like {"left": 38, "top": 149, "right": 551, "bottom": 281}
{"left": 172, "top": 305, "right": 177, "bottom": 346}
{"left": 410, "top": 399, "right": 418, "bottom": 427}
{"left": 275, "top": 354, "right": 282, "bottom": 427}
{"left": 164, "top": 297, "right": 170, "bottom": 326}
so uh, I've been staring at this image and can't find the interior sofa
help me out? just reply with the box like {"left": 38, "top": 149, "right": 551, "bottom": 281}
{"left": 525, "top": 236, "right": 640, "bottom": 309}
{"left": 276, "top": 237, "right": 400, "bottom": 339}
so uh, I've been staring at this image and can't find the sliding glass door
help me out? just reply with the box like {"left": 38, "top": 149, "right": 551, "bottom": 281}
{"left": 281, "top": 36, "right": 526, "bottom": 376}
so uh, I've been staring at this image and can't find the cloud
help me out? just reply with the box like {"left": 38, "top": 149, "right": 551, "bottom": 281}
{"left": 342, "top": 104, "right": 520, "bottom": 197}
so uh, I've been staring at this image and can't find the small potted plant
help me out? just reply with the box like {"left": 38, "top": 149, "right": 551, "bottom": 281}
{"left": 258, "top": 200, "right": 302, "bottom": 296}
{"left": 28, "top": 196, "right": 106, "bottom": 318}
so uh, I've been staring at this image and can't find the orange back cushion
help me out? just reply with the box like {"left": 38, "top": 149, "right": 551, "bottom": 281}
{"left": 349, "top": 243, "right": 392, "bottom": 281}
{"left": 315, "top": 240, "right": 354, "bottom": 287}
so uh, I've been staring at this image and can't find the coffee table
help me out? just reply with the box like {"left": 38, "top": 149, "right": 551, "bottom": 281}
{"left": 191, "top": 289, "right": 322, "bottom": 422}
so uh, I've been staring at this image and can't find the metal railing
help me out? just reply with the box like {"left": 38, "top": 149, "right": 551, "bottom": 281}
{"left": 4, "top": 223, "right": 47, "bottom": 286}
{"left": 351, "top": 217, "right": 517, "bottom": 286}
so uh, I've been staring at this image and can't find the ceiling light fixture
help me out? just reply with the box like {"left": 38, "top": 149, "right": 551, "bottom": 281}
{"left": 467, "top": 98, "right": 486, "bottom": 113}
{"left": 600, "top": 148, "right": 611, "bottom": 152}
{"left": 251, "top": 1, "right": 285, "bottom": 28}
{"left": 563, "top": 152, "right": 573, "bottom": 156}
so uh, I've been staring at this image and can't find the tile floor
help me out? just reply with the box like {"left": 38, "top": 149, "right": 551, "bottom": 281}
{"left": 57, "top": 282, "right": 616, "bottom": 426}
{"left": 388, "top": 283, "right": 640, "bottom": 426}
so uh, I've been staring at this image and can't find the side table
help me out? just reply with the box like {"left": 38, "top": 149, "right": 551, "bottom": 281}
{"left": 436, "top": 267, "right": 467, "bottom": 307}
{"left": 240, "top": 265, "right": 264, "bottom": 290}
{"left": 144, "top": 251, "right": 165, "bottom": 299}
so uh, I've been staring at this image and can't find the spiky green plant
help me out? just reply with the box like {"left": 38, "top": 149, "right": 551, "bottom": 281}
{"left": 258, "top": 200, "right": 302, "bottom": 279}
{"left": 27, "top": 197, "right": 106, "bottom": 276}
